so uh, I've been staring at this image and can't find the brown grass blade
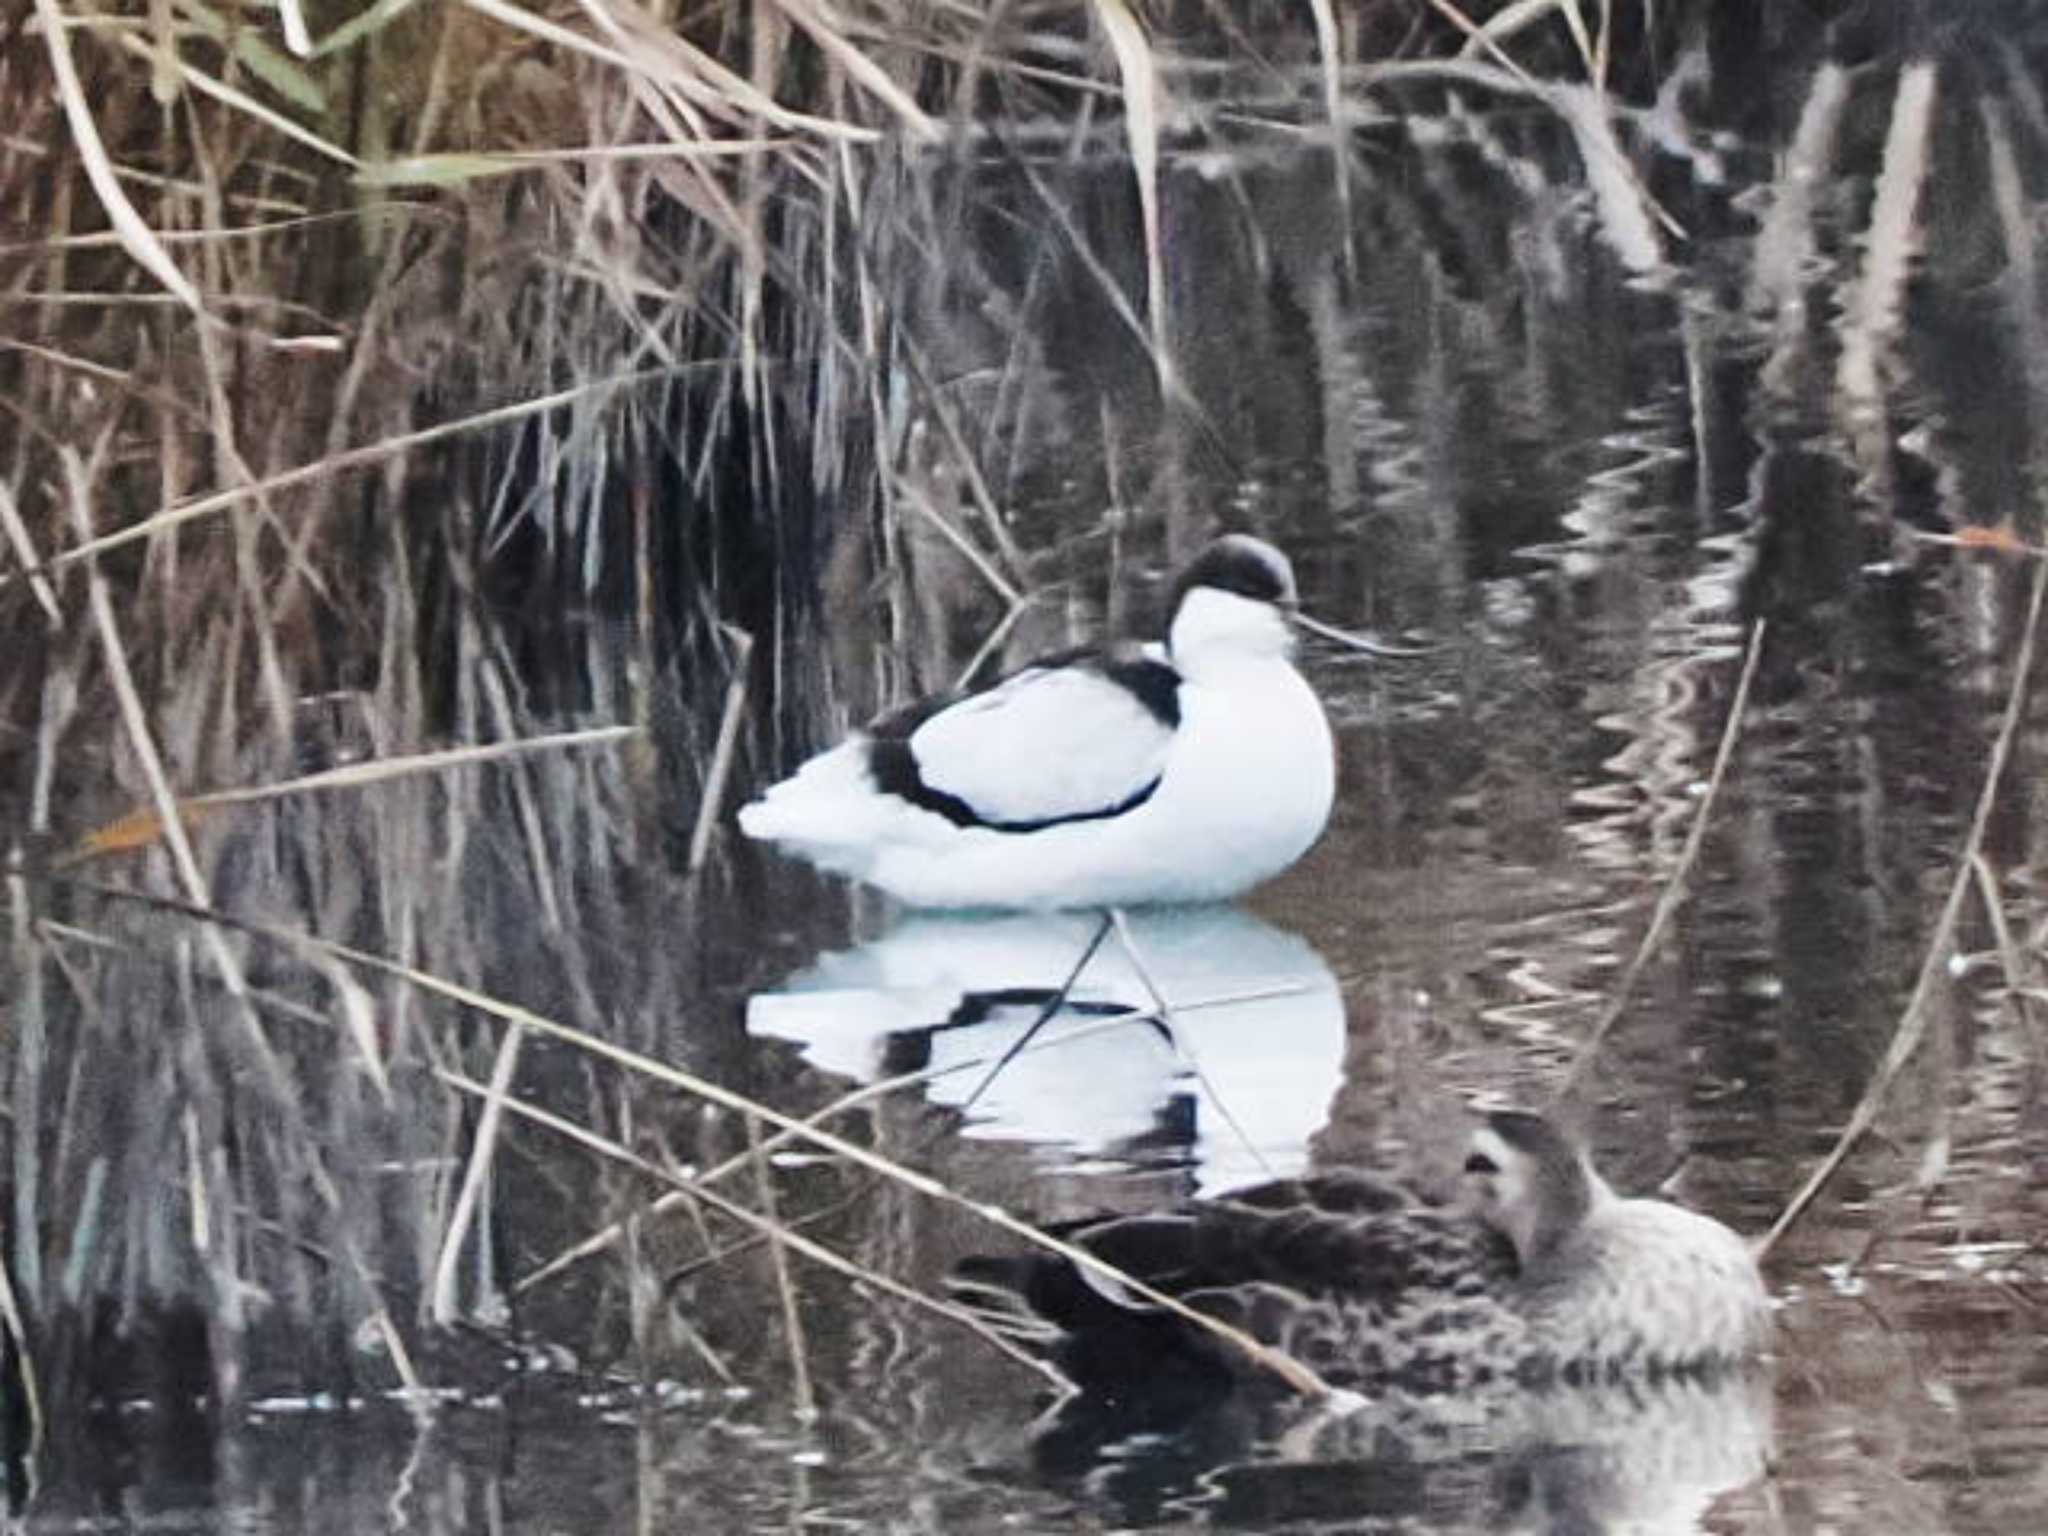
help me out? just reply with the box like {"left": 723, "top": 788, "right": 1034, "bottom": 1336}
{"left": 31, "top": 0, "right": 203, "bottom": 311}
{"left": 63, "top": 727, "right": 642, "bottom": 866}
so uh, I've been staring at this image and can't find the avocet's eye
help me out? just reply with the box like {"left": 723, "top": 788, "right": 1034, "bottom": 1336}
{"left": 1464, "top": 1152, "right": 1500, "bottom": 1175}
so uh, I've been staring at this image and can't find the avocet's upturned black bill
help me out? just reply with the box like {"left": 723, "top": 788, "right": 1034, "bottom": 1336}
{"left": 738, "top": 535, "right": 1366, "bottom": 909}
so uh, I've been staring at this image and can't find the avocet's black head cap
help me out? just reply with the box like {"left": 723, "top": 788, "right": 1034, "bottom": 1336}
{"left": 1168, "top": 534, "right": 1298, "bottom": 615}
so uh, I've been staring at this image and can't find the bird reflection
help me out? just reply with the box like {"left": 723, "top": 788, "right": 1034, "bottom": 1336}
{"left": 746, "top": 905, "right": 1343, "bottom": 1191}
{"left": 1043, "top": 1371, "right": 1775, "bottom": 1534}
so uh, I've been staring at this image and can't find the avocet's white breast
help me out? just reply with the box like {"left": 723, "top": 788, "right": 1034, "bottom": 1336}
{"left": 1164, "top": 533, "right": 1300, "bottom": 676}
{"left": 1168, "top": 586, "right": 1296, "bottom": 674}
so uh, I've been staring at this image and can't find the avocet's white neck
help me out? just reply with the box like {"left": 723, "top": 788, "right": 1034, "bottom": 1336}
{"left": 1168, "top": 588, "right": 1295, "bottom": 679}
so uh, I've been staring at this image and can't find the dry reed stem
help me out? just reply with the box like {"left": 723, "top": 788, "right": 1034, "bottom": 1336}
{"left": 511, "top": 983, "right": 1311, "bottom": 1295}
{"left": 896, "top": 340, "right": 1029, "bottom": 583}
{"left": 771, "top": 0, "right": 942, "bottom": 142}
{"left": 1456, "top": 0, "right": 1563, "bottom": 59}
{"left": 1970, "top": 853, "right": 2044, "bottom": 1065}
{"left": 0, "top": 141, "right": 306, "bottom": 214}
{"left": 687, "top": 626, "right": 753, "bottom": 874}
{"left": 953, "top": 596, "right": 1035, "bottom": 691}
{"left": 356, "top": 141, "right": 790, "bottom": 188}
{"left": 7, "top": 855, "right": 48, "bottom": 1314}
{"left": 60, "top": 443, "right": 271, "bottom": 1078}
{"left": 1091, "top": 0, "right": 1171, "bottom": 397}
{"left": 0, "top": 206, "right": 421, "bottom": 255}
{"left": 72, "top": 884, "right": 1331, "bottom": 1400}
{"left": 107, "top": 31, "right": 360, "bottom": 168}
{"left": 428, "top": 1024, "right": 525, "bottom": 1327}
{"left": 1761, "top": 556, "right": 2048, "bottom": 1260}
{"left": 63, "top": 726, "right": 643, "bottom": 866}
{"left": 1557, "top": 0, "right": 1599, "bottom": 79}
{"left": 60, "top": 449, "right": 425, "bottom": 1400}
{"left": 0, "top": 1244, "right": 45, "bottom": 1488}
{"left": 303, "top": 948, "right": 394, "bottom": 1104}
{"left": 1554, "top": 619, "right": 1767, "bottom": 1102}
{"left": 436, "top": 1068, "right": 1067, "bottom": 1391}
{"left": 477, "top": 661, "right": 563, "bottom": 933}
{"left": 895, "top": 474, "right": 1023, "bottom": 608}
{"left": 32, "top": 0, "right": 203, "bottom": 311}
{"left": 308, "top": 0, "right": 429, "bottom": 57}
{"left": 4, "top": 369, "right": 688, "bottom": 593}
{"left": 1305, "top": 0, "right": 1353, "bottom": 275}
{"left": 746, "top": 1112, "right": 817, "bottom": 1421}
{"left": 0, "top": 478, "right": 60, "bottom": 623}
{"left": 471, "top": 0, "right": 879, "bottom": 143}
{"left": 1016, "top": 157, "right": 1206, "bottom": 423}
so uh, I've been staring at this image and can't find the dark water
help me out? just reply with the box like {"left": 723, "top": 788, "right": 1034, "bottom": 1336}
{"left": 41, "top": 48, "right": 2048, "bottom": 1536}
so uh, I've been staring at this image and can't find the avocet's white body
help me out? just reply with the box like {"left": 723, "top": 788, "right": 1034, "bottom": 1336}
{"left": 737, "top": 538, "right": 1338, "bottom": 910}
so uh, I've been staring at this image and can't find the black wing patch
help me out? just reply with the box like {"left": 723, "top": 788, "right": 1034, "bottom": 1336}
{"left": 864, "top": 645, "right": 1180, "bottom": 833}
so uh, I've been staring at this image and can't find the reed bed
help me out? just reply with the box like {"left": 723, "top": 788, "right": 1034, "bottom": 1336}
{"left": 2, "top": 0, "right": 2047, "bottom": 1500}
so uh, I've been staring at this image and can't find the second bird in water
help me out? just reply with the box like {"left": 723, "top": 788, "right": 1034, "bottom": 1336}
{"left": 953, "top": 1110, "right": 1772, "bottom": 1397}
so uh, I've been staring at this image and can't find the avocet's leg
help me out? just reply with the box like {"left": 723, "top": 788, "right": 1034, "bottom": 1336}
{"left": 1108, "top": 908, "right": 1277, "bottom": 1182}
{"left": 957, "top": 909, "right": 1117, "bottom": 1115}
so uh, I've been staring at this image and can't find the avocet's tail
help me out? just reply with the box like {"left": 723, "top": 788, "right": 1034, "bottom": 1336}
{"left": 737, "top": 740, "right": 906, "bottom": 879}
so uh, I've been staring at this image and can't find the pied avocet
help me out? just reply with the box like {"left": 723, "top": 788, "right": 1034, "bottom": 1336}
{"left": 739, "top": 534, "right": 1387, "bottom": 909}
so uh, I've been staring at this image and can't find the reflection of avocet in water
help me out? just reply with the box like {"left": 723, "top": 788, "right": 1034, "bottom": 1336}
{"left": 746, "top": 906, "right": 1343, "bottom": 1192}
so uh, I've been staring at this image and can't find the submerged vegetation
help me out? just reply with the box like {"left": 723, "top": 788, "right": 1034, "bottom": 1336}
{"left": 4, "top": 0, "right": 2048, "bottom": 1516}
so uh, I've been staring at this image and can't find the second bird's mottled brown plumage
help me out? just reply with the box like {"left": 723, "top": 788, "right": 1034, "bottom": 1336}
{"left": 953, "top": 1112, "right": 1771, "bottom": 1397}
